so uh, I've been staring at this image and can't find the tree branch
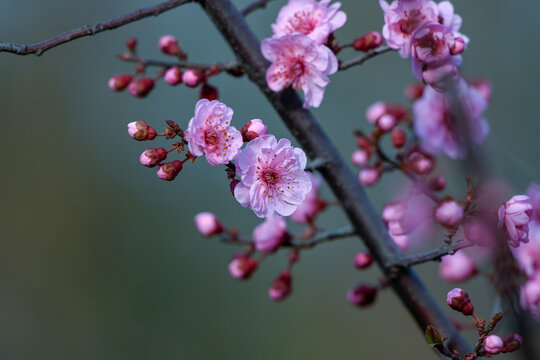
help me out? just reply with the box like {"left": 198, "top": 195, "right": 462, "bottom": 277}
{"left": 240, "top": 0, "right": 277, "bottom": 16}
{"left": 119, "top": 55, "right": 241, "bottom": 71}
{"left": 393, "top": 239, "right": 474, "bottom": 268}
{"left": 0, "top": 0, "right": 193, "bottom": 56}
{"left": 339, "top": 47, "right": 394, "bottom": 71}
{"left": 198, "top": 0, "right": 472, "bottom": 355}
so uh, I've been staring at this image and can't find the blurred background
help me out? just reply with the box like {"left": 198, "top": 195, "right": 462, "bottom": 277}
{"left": 1, "top": 0, "right": 539, "bottom": 359}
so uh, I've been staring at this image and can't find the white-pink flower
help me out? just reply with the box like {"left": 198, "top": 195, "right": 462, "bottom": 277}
{"left": 234, "top": 134, "right": 312, "bottom": 218}
{"left": 185, "top": 99, "right": 243, "bottom": 166}
{"left": 291, "top": 173, "right": 323, "bottom": 223}
{"left": 261, "top": 34, "right": 338, "bottom": 108}
{"left": 498, "top": 195, "right": 533, "bottom": 247}
{"left": 272, "top": 0, "right": 347, "bottom": 45}
{"left": 253, "top": 215, "right": 288, "bottom": 253}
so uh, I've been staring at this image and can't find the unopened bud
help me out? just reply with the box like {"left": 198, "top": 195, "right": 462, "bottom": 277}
{"left": 365, "top": 101, "right": 386, "bottom": 124}
{"left": 108, "top": 74, "right": 132, "bottom": 91}
{"left": 434, "top": 199, "right": 464, "bottom": 227}
{"left": 139, "top": 147, "right": 167, "bottom": 167}
{"left": 439, "top": 251, "right": 477, "bottom": 282}
{"left": 404, "top": 83, "right": 424, "bottom": 101}
{"left": 428, "top": 176, "right": 446, "bottom": 192}
{"left": 269, "top": 271, "right": 292, "bottom": 301}
{"left": 351, "top": 149, "right": 370, "bottom": 166}
{"left": 446, "top": 288, "right": 474, "bottom": 315}
{"left": 353, "top": 31, "right": 383, "bottom": 52}
{"left": 450, "top": 37, "right": 466, "bottom": 55}
{"left": 199, "top": 83, "right": 219, "bottom": 100}
{"left": 158, "top": 35, "right": 180, "bottom": 55}
{"left": 484, "top": 335, "right": 504, "bottom": 355}
{"left": 182, "top": 69, "right": 203, "bottom": 88}
{"left": 127, "top": 120, "right": 157, "bottom": 141}
{"left": 241, "top": 119, "right": 267, "bottom": 142}
{"left": 358, "top": 167, "right": 380, "bottom": 186}
{"left": 407, "top": 151, "right": 434, "bottom": 175}
{"left": 228, "top": 253, "right": 258, "bottom": 279}
{"left": 377, "top": 114, "right": 397, "bottom": 132}
{"left": 391, "top": 127, "right": 407, "bottom": 148}
{"left": 382, "top": 201, "right": 406, "bottom": 223}
{"left": 128, "top": 78, "right": 155, "bottom": 98}
{"left": 354, "top": 252, "right": 373, "bottom": 269}
{"left": 502, "top": 333, "right": 523, "bottom": 353}
{"left": 194, "top": 212, "right": 224, "bottom": 237}
{"left": 347, "top": 284, "right": 377, "bottom": 307}
{"left": 156, "top": 160, "right": 183, "bottom": 181}
{"left": 385, "top": 104, "right": 408, "bottom": 121}
{"left": 164, "top": 67, "right": 182, "bottom": 85}
{"left": 126, "top": 37, "right": 137, "bottom": 53}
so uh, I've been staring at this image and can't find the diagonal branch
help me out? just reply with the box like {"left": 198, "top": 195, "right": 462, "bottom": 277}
{"left": 0, "top": 0, "right": 193, "bottom": 56}
{"left": 198, "top": 0, "right": 472, "bottom": 355}
{"left": 339, "top": 47, "right": 394, "bottom": 71}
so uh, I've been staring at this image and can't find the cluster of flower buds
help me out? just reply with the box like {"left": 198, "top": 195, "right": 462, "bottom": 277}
{"left": 352, "top": 31, "right": 383, "bottom": 52}
{"left": 261, "top": 0, "right": 346, "bottom": 108}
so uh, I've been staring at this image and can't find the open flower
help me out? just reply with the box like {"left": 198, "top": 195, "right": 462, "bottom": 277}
{"left": 261, "top": 34, "right": 338, "bottom": 108}
{"left": 234, "top": 134, "right": 312, "bottom": 218}
{"left": 498, "top": 195, "right": 533, "bottom": 247}
{"left": 272, "top": 0, "right": 347, "bottom": 45}
{"left": 185, "top": 99, "right": 243, "bottom": 166}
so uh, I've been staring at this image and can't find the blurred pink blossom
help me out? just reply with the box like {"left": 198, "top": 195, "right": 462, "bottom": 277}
{"left": 253, "top": 215, "right": 288, "bottom": 253}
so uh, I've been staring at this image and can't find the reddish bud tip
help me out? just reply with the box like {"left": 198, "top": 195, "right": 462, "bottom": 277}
{"left": 269, "top": 271, "right": 292, "bottom": 301}
{"left": 407, "top": 151, "right": 434, "bottom": 175}
{"left": 126, "top": 37, "right": 137, "bottom": 53}
{"left": 354, "top": 252, "right": 373, "bottom": 269}
{"left": 158, "top": 35, "right": 180, "bottom": 55}
{"left": 156, "top": 160, "right": 183, "bottom": 181}
{"left": 194, "top": 212, "right": 224, "bottom": 237}
{"left": 128, "top": 78, "right": 155, "bottom": 98}
{"left": 127, "top": 120, "right": 157, "bottom": 141}
{"left": 353, "top": 31, "right": 383, "bottom": 52}
{"left": 347, "top": 284, "right": 377, "bottom": 307}
{"left": 391, "top": 127, "right": 407, "bottom": 148}
{"left": 164, "top": 67, "right": 182, "bottom": 86}
{"left": 428, "top": 176, "right": 446, "bottom": 192}
{"left": 240, "top": 119, "right": 268, "bottom": 142}
{"left": 182, "top": 69, "right": 203, "bottom": 88}
{"left": 446, "top": 288, "right": 474, "bottom": 316}
{"left": 139, "top": 147, "right": 168, "bottom": 167}
{"left": 108, "top": 74, "right": 132, "bottom": 91}
{"left": 228, "top": 253, "right": 258, "bottom": 279}
{"left": 502, "top": 333, "right": 523, "bottom": 353}
{"left": 404, "top": 83, "right": 425, "bottom": 101}
{"left": 484, "top": 335, "right": 504, "bottom": 355}
{"left": 199, "top": 83, "right": 219, "bottom": 100}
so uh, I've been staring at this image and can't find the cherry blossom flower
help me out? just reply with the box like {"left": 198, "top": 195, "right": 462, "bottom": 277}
{"left": 434, "top": 199, "right": 463, "bottom": 227}
{"left": 261, "top": 34, "right": 338, "bottom": 108}
{"left": 520, "top": 276, "right": 540, "bottom": 320}
{"left": 234, "top": 134, "right": 312, "bottom": 218}
{"left": 291, "top": 173, "right": 323, "bottom": 224}
{"left": 439, "top": 251, "right": 477, "bottom": 282}
{"left": 272, "top": 0, "right": 347, "bottom": 45}
{"left": 498, "top": 195, "right": 533, "bottom": 247}
{"left": 253, "top": 215, "right": 288, "bottom": 253}
{"left": 437, "top": 1, "right": 469, "bottom": 45}
{"left": 484, "top": 335, "right": 504, "bottom": 355}
{"left": 413, "top": 82, "right": 489, "bottom": 159}
{"left": 185, "top": 99, "right": 243, "bottom": 166}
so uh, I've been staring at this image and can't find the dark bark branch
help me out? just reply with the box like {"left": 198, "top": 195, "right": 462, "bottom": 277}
{"left": 240, "top": 0, "right": 277, "bottom": 16}
{"left": 0, "top": 0, "right": 193, "bottom": 56}
{"left": 198, "top": 0, "right": 472, "bottom": 355}
{"left": 339, "top": 47, "right": 394, "bottom": 71}
{"left": 392, "top": 239, "right": 474, "bottom": 268}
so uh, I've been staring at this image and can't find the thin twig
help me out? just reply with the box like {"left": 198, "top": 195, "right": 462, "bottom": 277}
{"left": 0, "top": 0, "right": 193, "bottom": 56}
{"left": 392, "top": 239, "right": 474, "bottom": 268}
{"left": 240, "top": 0, "right": 277, "bottom": 16}
{"left": 292, "top": 226, "right": 356, "bottom": 249}
{"left": 339, "top": 47, "right": 394, "bottom": 71}
{"left": 120, "top": 55, "right": 241, "bottom": 71}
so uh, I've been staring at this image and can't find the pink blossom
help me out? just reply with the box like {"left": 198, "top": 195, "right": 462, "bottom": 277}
{"left": 139, "top": 147, "right": 167, "bottom": 168}
{"left": 269, "top": 271, "right": 292, "bottom": 301}
{"left": 158, "top": 35, "right": 179, "bottom": 55}
{"left": 413, "top": 82, "right": 489, "bottom": 159}
{"left": 234, "top": 134, "right": 312, "bottom": 218}
{"left": 127, "top": 120, "right": 157, "bottom": 141}
{"left": 484, "top": 335, "right": 504, "bottom": 355}
{"left": 240, "top": 119, "right": 268, "bottom": 142}
{"left": 439, "top": 251, "right": 477, "bottom": 282}
{"left": 164, "top": 67, "right": 182, "bottom": 85}
{"left": 366, "top": 101, "right": 387, "bottom": 124}
{"left": 182, "top": 69, "right": 203, "bottom": 87}
{"left": 271, "top": 0, "right": 347, "bottom": 45}
{"left": 434, "top": 199, "right": 463, "bottom": 227}
{"left": 358, "top": 167, "right": 380, "bottom": 186}
{"left": 291, "top": 173, "right": 323, "bottom": 223}
{"left": 412, "top": 56, "right": 460, "bottom": 92}
{"left": 108, "top": 74, "right": 132, "bottom": 91}
{"left": 512, "top": 221, "right": 540, "bottom": 277}
{"left": 527, "top": 182, "right": 540, "bottom": 222}
{"left": 253, "top": 215, "right": 288, "bottom": 253}
{"left": 382, "top": 201, "right": 406, "bottom": 223}
{"left": 354, "top": 252, "right": 373, "bottom": 269}
{"left": 436, "top": 1, "right": 468, "bottom": 45}
{"left": 261, "top": 35, "right": 338, "bottom": 108}
{"left": 156, "top": 160, "right": 183, "bottom": 181}
{"left": 347, "top": 284, "right": 377, "bottom": 307}
{"left": 446, "top": 287, "right": 474, "bottom": 315}
{"left": 185, "top": 99, "right": 243, "bottom": 166}
{"left": 128, "top": 78, "right": 155, "bottom": 98}
{"left": 498, "top": 195, "right": 533, "bottom": 247}
{"left": 351, "top": 149, "right": 370, "bottom": 167}
{"left": 228, "top": 254, "right": 258, "bottom": 279}
{"left": 520, "top": 276, "right": 540, "bottom": 320}
{"left": 379, "top": 0, "right": 439, "bottom": 57}
{"left": 353, "top": 31, "right": 383, "bottom": 52}
{"left": 194, "top": 212, "right": 223, "bottom": 237}
{"left": 410, "top": 22, "right": 456, "bottom": 64}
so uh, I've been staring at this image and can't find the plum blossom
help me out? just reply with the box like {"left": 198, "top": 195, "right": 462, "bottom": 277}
{"left": 272, "top": 0, "right": 347, "bottom": 45}
{"left": 185, "top": 99, "right": 243, "bottom": 166}
{"left": 437, "top": 1, "right": 468, "bottom": 45}
{"left": 520, "top": 276, "right": 540, "bottom": 320}
{"left": 484, "top": 335, "right": 504, "bottom": 355}
{"left": 194, "top": 212, "right": 223, "bottom": 237}
{"left": 291, "top": 173, "right": 324, "bottom": 223}
{"left": 234, "top": 134, "right": 312, "bottom": 218}
{"left": 413, "top": 82, "right": 489, "bottom": 159}
{"left": 498, "top": 195, "right": 533, "bottom": 247}
{"left": 261, "top": 35, "right": 338, "bottom": 108}
{"left": 439, "top": 251, "right": 477, "bottom": 282}
{"left": 253, "top": 215, "right": 288, "bottom": 253}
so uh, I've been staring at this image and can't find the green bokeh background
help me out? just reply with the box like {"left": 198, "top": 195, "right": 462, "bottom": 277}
{"left": 1, "top": 1, "right": 539, "bottom": 359}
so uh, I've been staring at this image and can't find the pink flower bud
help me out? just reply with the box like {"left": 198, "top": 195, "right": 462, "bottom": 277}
{"left": 428, "top": 176, "right": 446, "bottom": 192}
{"left": 502, "top": 334, "right": 523, "bottom": 353}
{"left": 228, "top": 253, "right": 258, "bottom": 279}
{"left": 385, "top": 104, "right": 407, "bottom": 121}
{"left": 126, "top": 37, "right": 137, "bottom": 53}
{"left": 269, "top": 271, "right": 292, "bottom": 301}
{"left": 128, "top": 78, "right": 155, "bottom": 98}
{"left": 450, "top": 37, "right": 466, "bottom": 55}
{"left": 498, "top": 195, "right": 533, "bottom": 247}
{"left": 108, "top": 74, "right": 133, "bottom": 91}
{"left": 199, "top": 83, "right": 219, "bottom": 100}
{"left": 382, "top": 201, "right": 406, "bottom": 223}
{"left": 470, "top": 79, "right": 492, "bottom": 102}
{"left": 347, "top": 284, "right": 377, "bottom": 307}
{"left": 182, "top": 69, "right": 203, "bottom": 87}
{"left": 366, "top": 101, "right": 386, "bottom": 124}
{"left": 421, "top": 60, "right": 458, "bottom": 92}
{"left": 404, "top": 83, "right": 424, "bottom": 101}
{"left": 407, "top": 151, "right": 434, "bottom": 175}
{"left": 156, "top": 160, "right": 183, "bottom": 181}
{"left": 164, "top": 67, "right": 182, "bottom": 85}
{"left": 354, "top": 252, "right": 373, "bottom": 269}
{"left": 391, "top": 127, "right": 407, "bottom": 148}
{"left": 253, "top": 215, "right": 287, "bottom": 253}
{"left": 240, "top": 119, "right": 268, "bottom": 142}
{"left": 351, "top": 149, "right": 370, "bottom": 166}
{"left": 353, "top": 31, "right": 383, "bottom": 52}
{"left": 520, "top": 277, "right": 540, "bottom": 321}
{"left": 194, "top": 212, "right": 223, "bottom": 237}
{"left": 158, "top": 35, "right": 180, "bottom": 55}
{"left": 377, "top": 114, "right": 397, "bottom": 132}
{"left": 446, "top": 288, "right": 474, "bottom": 316}
{"left": 358, "top": 167, "right": 380, "bottom": 186}
{"left": 139, "top": 147, "right": 167, "bottom": 167}
{"left": 127, "top": 120, "right": 157, "bottom": 141}
{"left": 434, "top": 199, "right": 464, "bottom": 228}
{"left": 439, "top": 251, "right": 477, "bottom": 282}
{"left": 391, "top": 233, "right": 410, "bottom": 251}
{"left": 484, "top": 335, "right": 504, "bottom": 355}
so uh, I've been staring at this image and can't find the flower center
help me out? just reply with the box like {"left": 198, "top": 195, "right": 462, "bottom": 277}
{"left": 398, "top": 9, "right": 426, "bottom": 35}
{"left": 262, "top": 169, "right": 280, "bottom": 185}
{"left": 287, "top": 11, "right": 318, "bottom": 35}
{"left": 205, "top": 130, "right": 219, "bottom": 145}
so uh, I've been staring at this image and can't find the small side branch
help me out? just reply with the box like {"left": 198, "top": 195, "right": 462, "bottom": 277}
{"left": 292, "top": 225, "right": 356, "bottom": 249}
{"left": 393, "top": 239, "right": 474, "bottom": 268}
{"left": 339, "top": 47, "right": 394, "bottom": 71}
{"left": 0, "top": 0, "right": 193, "bottom": 56}
{"left": 240, "top": 0, "right": 277, "bottom": 16}
{"left": 120, "top": 55, "right": 241, "bottom": 71}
